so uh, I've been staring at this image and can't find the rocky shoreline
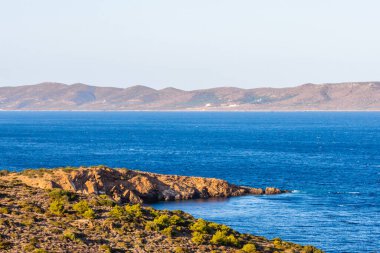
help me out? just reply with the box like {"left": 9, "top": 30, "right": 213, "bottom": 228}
{"left": 0, "top": 168, "right": 323, "bottom": 253}
{"left": 0, "top": 166, "right": 288, "bottom": 204}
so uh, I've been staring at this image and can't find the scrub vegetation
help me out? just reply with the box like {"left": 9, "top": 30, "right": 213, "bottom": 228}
{"left": 0, "top": 175, "right": 323, "bottom": 252}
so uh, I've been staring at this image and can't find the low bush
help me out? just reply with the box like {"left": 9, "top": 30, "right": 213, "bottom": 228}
{"left": 96, "top": 195, "right": 115, "bottom": 207}
{"left": 20, "top": 201, "right": 43, "bottom": 213}
{"left": 219, "top": 224, "right": 231, "bottom": 233}
{"left": 82, "top": 208, "right": 96, "bottom": 219}
{"left": 190, "top": 219, "right": 210, "bottom": 234}
{"left": 169, "top": 215, "right": 184, "bottom": 225}
{"left": 0, "top": 207, "right": 9, "bottom": 214}
{"left": 49, "top": 189, "right": 76, "bottom": 202}
{"left": 21, "top": 217, "right": 35, "bottom": 227}
{"left": 49, "top": 200, "right": 65, "bottom": 216}
{"left": 144, "top": 221, "right": 158, "bottom": 231}
{"left": 210, "top": 230, "right": 239, "bottom": 247}
{"left": 33, "top": 249, "right": 48, "bottom": 253}
{"left": 174, "top": 246, "right": 188, "bottom": 253}
{"left": 99, "top": 244, "right": 112, "bottom": 253}
{"left": 109, "top": 206, "right": 126, "bottom": 219}
{"left": 153, "top": 214, "right": 171, "bottom": 229}
{"left": 61, "top": 166, "right": 78, "bottom": 173}
{"left": 145, "top": 206, "right": 160, "bottom": 217}
{"left": 125, "top": 204, "right": 143, "bottom": 218}
{"left": 72, "top": 200, "right": 96, "bottom": 219}
{"left": 273, "top": 238, "right": 283, "bottom": 248}
{"left": 73, "top": 200, "right": 90, "bottom": 214}
{"left": 63, "top": 230, "right": 80, "bottom": 242}
{"left": 191, "top": 231, "right": 206, "bottom": 245}
{"left": 242, "top": 243, "right": 257, "bottom": 253}
{"left": 161, "top": 226, "right": 173, "bottom": 238}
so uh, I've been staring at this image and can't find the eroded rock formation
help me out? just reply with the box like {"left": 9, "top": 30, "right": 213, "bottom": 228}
{"left": 1, "top": 166, "right": 287, "bottom": 203}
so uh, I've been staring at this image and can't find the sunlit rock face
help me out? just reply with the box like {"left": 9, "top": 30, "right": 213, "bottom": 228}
{"left": 1, "top": 166, "right": 287, "bottom": 204}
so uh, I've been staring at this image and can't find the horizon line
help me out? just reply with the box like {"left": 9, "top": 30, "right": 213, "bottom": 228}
{"left": 1, "top": 80, "right": 379, "bottom": 91}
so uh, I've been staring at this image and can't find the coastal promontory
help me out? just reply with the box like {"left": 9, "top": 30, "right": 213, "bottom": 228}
{"left": 0, "top": 166, "right": 286, "bottom": 204}
{"left": 0, "top": 167, "right": 323, "bottom": 253}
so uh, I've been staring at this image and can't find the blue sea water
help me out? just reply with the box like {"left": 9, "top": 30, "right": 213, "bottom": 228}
{"left": 0, "top": 111, "right": 379, "bottom": 252}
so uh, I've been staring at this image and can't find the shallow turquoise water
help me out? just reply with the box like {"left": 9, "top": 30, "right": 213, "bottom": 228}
{"left": 0, "top": 111, "right": 379, "bottom": 252}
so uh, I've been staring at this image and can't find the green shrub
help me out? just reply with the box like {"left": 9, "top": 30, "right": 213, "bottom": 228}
{"left": 190, "top": 219, "right": 210, "bottom": 234}
{"left": 20, "top": 202, "right": 43, "bottom": 213}
{"left": 144, "top": 221, "right": 158, "bottom": 231}
{"left": 174, "top": 246, "right": 188, "bottom": 253}
{"left": 153, "top": 214, "right": 171, "bottom": 229}
{"left": 82, "top": 208, "right": 96, "bottom": 219}
{"left": 23, "top": 243, "right": 36, "bottom": 252}
{"left": 191, "top": 231, "right": 206, "bottom": 245}
{"left": 169, "top": 215, "right": 184, "bottom": 225}
{"left": 0, "top": 207, "right": 9, "bottom": 214}
{"left": 227, "top": 234, "right": 239, "bottom": 247}
{"left": 61, "top": 166, "right": 78, "bottom": 173}
{"left": 33, "top": 249, "right": 48, "bottom": 253}
{"left": 63, "top": 230, "right": 77, "bottom": 241}
{"left": 97, "top": 195, "right": 115, "bottom": 207}
{"left": 21, "top": 217, "right": 35, "bottom": 227}
{"left": 72, "top": 200, "right": 96, "bottom": 219}
{"left": 210, "top": 230, "right": 239, "bottom": 246}
{"left": 242, "top": 243, "right": 257, "bottom": 252}
{"left": 125, "top": 204, "right": 143, "bottom": 218}
{"left": 49, "top": 189, "right": 76, "bottom": 202}
{"left": 73, "top": 200, "right": 90, "bottom": 214}
{"left": 210, "top": 230, "right": 226, "bottom": 245}
{"left": 145, "top": 206, "right": 160, "bottom": 217}
{"left": 108, "top": 206, "right": 126, "bottom": 219}
{"left": 207, "top": 222, "right": 219, "bottom": 230}
{"left": 219, "top": 224, "right": 231, "bottom": 233}
{"left": 49, "top": 200, "right": 65, "bottom": 216}
{"left": 99, "top": 244, "right": 112, "bottom": 253}
{"left": 273, "top": 238, "right": 282, "bottom": 248}
{"left": 162, "top": 226, "right": 173, "bottom": 237}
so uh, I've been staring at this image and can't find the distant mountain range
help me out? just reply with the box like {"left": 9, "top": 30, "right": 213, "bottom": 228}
{"left": 0, "top": 82, "right": 379, "bottom": 111}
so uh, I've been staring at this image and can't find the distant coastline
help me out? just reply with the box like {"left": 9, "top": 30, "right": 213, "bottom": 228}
{"left": 0, "top": 81, "right": 379, "bottom": 111}
{"left": 1, "top": 109, "right": 380, "bottom": 112}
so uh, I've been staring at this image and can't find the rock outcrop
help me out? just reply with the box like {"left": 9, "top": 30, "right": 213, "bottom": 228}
{"left": 1, "top": 166, "right": 287, "bottom": 204}
{"left": 0, "top": 178, "right": 322, "bottom": 253}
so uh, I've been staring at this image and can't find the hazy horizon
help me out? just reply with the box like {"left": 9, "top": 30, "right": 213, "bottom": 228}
{"left": 1, "top": 0, "right": 380, "bottom": 89}
{"left": 1, "top": 80, "right": 380, "bottom": 91}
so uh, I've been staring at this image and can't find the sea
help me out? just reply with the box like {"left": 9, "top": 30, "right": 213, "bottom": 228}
{"left": 0, "top": 111, "right": 379, "bottom": 253}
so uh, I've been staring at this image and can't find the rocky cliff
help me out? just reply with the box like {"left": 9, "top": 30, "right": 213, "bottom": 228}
{"left": 1, "top": 166, "right": 286, "bottom": 204}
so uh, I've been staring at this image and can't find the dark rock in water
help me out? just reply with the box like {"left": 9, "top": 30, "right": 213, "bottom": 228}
{"left": 265, "top": 187, "right": 287, "bottom": 195}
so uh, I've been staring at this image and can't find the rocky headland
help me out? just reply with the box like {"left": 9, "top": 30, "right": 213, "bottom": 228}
{"left": 0, "top": 166, "right": 287, "bottom": 204}
{"left": 0, "top": 167, "right": 323, "bottom": 253}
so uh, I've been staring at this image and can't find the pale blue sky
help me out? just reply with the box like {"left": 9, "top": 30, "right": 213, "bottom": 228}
{"left": 0, "top": 0, "right": 379, "bottom": 90}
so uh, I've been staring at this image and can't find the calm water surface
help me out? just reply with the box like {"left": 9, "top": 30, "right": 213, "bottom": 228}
{"left": 0, "top": 112, "right": 379, "bottom": 252}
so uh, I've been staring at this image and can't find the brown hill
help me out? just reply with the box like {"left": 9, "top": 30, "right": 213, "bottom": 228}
{"left": 0, "top": 82, "right": 379, "bottom": 110}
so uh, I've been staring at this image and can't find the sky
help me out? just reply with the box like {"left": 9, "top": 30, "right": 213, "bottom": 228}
{"left": 0, "top": 0, "right": 379, "bottom": 90}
